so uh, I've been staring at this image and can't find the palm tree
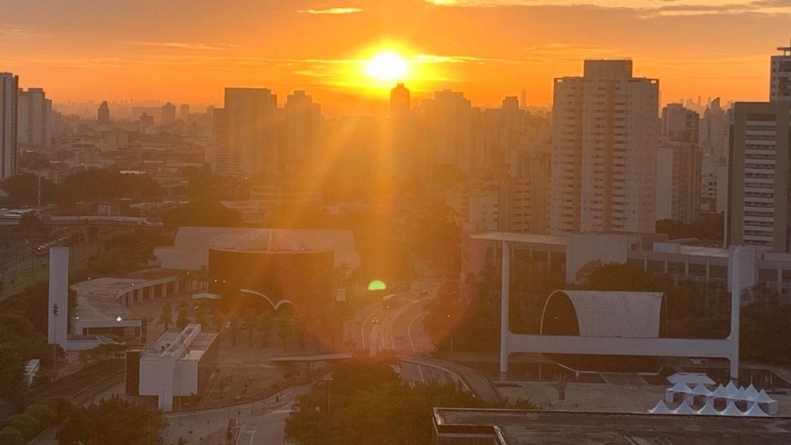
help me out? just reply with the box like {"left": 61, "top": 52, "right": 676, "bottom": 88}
{"left": 176, "top": 305, "right": 190, "bottom": 331}
{"left": 258, "top": 311, "right": 273, "bottom": 348}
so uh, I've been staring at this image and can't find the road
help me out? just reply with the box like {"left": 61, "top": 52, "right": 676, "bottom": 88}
{"left": 163, "top": 385, "right": 310, "bottom": 445}
{"left": 350, "top": 280, "right": 457, "bottom": 386}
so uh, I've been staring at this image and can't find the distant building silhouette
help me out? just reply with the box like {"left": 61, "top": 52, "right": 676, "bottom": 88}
{"left": 284, "top": 90, "right": 321, "bottom": 173}
{"left": 390, "top": 83, "right": 410, "bottom": 120}
{"left": 179, "top": 104, "right": 190, "bottom": 121}
{"left": 98, "top": 101, "right": 110, "bottom": 125}
{"left": 0, "top": 72, "right": 19, "bottom": 179}
{"left": 728, "top": 101, "right": 791, "bottom": 252}
{"left": 138, "top": 113, "right": 154, "bottom": 134}
{"left": 17, "top": 87, "right": 52, "bottom": 149}
{"left": 213, "top": 88, "right": 278, "bottom": 175}
{"left": 421, "top": 90, "right": 475, "bottom": 177}
{"left": 770, "top": 39, "right": 791, "bottom": 102}
{"left": 161, "top": 102, "right": 176, "bottom": 125}
{"left": 656, "top": 104, "right": 701, "bottom": 223}
{"left": 550, "top": 60, "right": 659, "bottom": 235}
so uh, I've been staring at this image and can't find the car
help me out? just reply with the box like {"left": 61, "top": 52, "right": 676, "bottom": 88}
{"left": 371, "top": 317, "right": 379, "bottom": 325}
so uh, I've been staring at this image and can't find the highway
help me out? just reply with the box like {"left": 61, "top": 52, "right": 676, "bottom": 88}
{"left": 163, "top": 385, "right": 310, "bottom": 445}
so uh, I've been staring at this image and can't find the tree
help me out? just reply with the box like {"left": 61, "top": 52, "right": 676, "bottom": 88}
{"left": 212, "top": 309, "right": 224, "bottom": 333}
{"left": 0, "top": 342, "right": 25, "bottom": 398}
{"left": 0, "top": 173, "right": 58, "bottom": 207}
{"left": 176, "top": 304, "right": 190, "bottom": 331}
{"left": 162, "top": 200, "right": 244, "bottom": 230}
{"left": 157, "top": 303, "right": 173, "bottom": 332}
{"left": 56, "top": 395, "right": 168, "bottom": 445}
{"left": 278, "top": 318, "right": 294, "bottom": 349}
{"left": 0, "top": 427, "right": 24, "bottom": 445}
{"left": 258, "top": 311, "right": 273, "bottom": 347}
{"left": 195, "top": 306, "right": 209, "bottom": 328}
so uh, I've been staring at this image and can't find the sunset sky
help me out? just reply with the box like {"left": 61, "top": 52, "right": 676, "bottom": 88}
{"left": 2, "top": 0, "right": 790, "bottom": 112}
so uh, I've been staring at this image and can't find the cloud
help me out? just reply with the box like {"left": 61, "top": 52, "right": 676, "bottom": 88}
{"left": 424, "top": 0, "right": 791, "bottom": 15}
{"left": 297, "top": 7, "right": 363, "bottom": 15}
{"left": 133, "top": 42, "right": 239, "bottom": 51}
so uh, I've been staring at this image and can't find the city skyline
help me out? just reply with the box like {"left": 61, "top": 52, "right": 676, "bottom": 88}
{"left": 1, "top": 0, "right": 790, "bottom": 110}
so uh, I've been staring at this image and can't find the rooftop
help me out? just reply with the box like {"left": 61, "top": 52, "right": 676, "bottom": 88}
{"left": 469, "top": 232, "right": 567, "bottom": 246}
{"left": 434, "top": 409, "right": 791, "bottom": 444}
{"left": 143, "top": 326, "right": 218, "bottom": 362}
{"left": 70, "top": 278, "right": 142, "bottom": 322}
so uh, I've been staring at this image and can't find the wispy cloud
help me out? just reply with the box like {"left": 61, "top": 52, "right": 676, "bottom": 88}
{"left": 424, "top": 0, "right": 791, "bottom": 15}
{"left": 132, "top": 42, "right": 239, "bottom": 51}
{"left": 297, "top": 7, "right": 363, "bottom": 15}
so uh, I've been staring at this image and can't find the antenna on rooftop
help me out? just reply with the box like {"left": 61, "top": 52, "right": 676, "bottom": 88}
{"left": 778, "top": 38, "right": 791, "bottom": 56}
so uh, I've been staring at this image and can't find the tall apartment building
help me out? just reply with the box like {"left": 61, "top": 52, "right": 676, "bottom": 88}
{"left": 390, "top": 83, "right": 410, "bottom": 120}
{"left": 213, "top": 88, "right": 279, "bottom": 176}
{"left": 656, "top": 104, "right": 701, "bottom": 223}
{"left": 0, "top": 73, "right": 19, "bottom": 179}
{"left": 770, "top": 40, "right": 791, "bottom": 102}
{"left": 284, "top": 91, "right": 321, "bottom": 172}
{"left": 727, "top": 101, "right": 791, "bottom": 252}
{"left": 161, "top": 102, "right": 176, "bottom": 125}
{"left": 98, "top": 101, "right": 110, "bottom": 125}
{"left": 17, "top": 88, "right": 52, "bottom": 149}
{"left": 497, "top": 149, "right": 550, "bottom": 234}
{"left": 421, "top": 90, "right": 475, "bottom": 176}
{"left": 550, "top": 60, "right": 659, "bottom": 235}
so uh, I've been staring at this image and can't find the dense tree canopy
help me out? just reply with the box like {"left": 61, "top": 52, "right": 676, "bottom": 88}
{"left": 655, "top": 213, "right": 724, "bottom": 242}
{"left": 284, "top": 360, "right": 509, "bottom": 445}
{"left": 56, "top": 396, "right": 168, "bottom": 445}
{"left": 162, "top": 200, "right": 244, "bottom": 229}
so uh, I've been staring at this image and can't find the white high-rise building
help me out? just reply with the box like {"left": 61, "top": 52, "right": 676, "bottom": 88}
{"left": 656, "top": 104, "right": 701, "bottom": 223}
{"left": 213, "top": 88, "right": 279, "bottom": 176}
{"left": 727, "top": 101, "right": 791, "bottom": 252}
{"left": 550, "top": 60, "right": 659, "bottom": 235}
{"left": 0, "top": 73, "right": 19, "bottom": 179}
{"left": 770, "top": 39, "right": 791, "bottom": 102}
{"left": 18, "top": 88, "right": 53, "bottom": 149}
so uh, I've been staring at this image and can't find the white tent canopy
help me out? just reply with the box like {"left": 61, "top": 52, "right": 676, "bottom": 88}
{"left": 745, "top": 384, "right": 760, "bottom": 400}
{"left": 720, "top": 400, "right": 744, "bottom": 416}
{"left": 745, "top": 402, "right": 768, "bottom": 417}
{"left": 692, "top": 384, "right": 712, "bottom": 396}
{"left": 673, "top": 400, "right": 696, "bottom": 415}
{"left": 711, "top": 384, "right": 730, "bottom": 399}
{"left": 648, "top": 400, "right": 673, "bottom": 414}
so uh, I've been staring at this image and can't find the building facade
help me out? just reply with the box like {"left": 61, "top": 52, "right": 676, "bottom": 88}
{"left": 727, "top": 101, "right": 791, "bottom": 252}
{"left": 0, "top": 73, "right": 18, "bottom": 179}
{"left": 17, "top": 88, "right": 53, "bottom": 149}
{"left": 656, "top": 104, "right": 702, "bottom": 223}
{"left": 770, "top": 40, "right": 791, "bottom": 102}
{"left": 550, "top": 60, "right": 659, "bottom": 235}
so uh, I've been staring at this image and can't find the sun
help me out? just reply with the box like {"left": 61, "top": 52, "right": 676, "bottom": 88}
{"left": 365, "top": 52, "right": 409, "bottom": 82}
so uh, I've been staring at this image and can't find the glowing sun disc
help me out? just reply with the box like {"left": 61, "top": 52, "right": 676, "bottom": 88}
{"left": 366, "top": 52, "right": 409, "bottom": 82}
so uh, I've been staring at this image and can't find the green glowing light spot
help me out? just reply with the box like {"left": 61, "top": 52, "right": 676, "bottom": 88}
{"left": 368, "top": 280, "right": 387, "bottom": 291}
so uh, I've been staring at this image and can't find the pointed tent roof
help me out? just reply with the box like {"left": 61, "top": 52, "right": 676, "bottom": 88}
{"left": 669, "top": 382, "right": 692, "bottom": 394}
{"left": 648, "top": 399, "right": 673, "bottom": 414}
{"left": 692, "top": 384, "right": 712, "bottom": 396}
{"left": 697, "top": 399, "right": 719, "bottom": 416}
{"left": 725, "top": 381, "right": 738, "bottom": 393}
{"left": 673, "top": 400, "right": 696, "bottom": 415}
{"left": 753, "top": 389, "right": 776, "bottom": 404}
{"left": 745, "top": 384, "right": 760, "bottom": 400}
{"left": 731, "top": 386, "right": 747, "bottom": 400}
{"left": 711, "top": 384, "right": 730, "bottom": 399}
{"left": 720, "top": 400, "right": 744, "bottom": 416}
{"left": 745, "top": 402, "right": 768, "bottom": 417}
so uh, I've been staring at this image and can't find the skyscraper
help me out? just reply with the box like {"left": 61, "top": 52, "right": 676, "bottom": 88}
{"left": 390, "top": 83, "right": 410, "bottom": 120}
{"left": 0, "top": 73, "right": 19, "bottom": 179}
{"left": 284, "top": 90, "right": 321, "bottom": 172}
{"left": 17, "top": 88, "right": 52, "bottom": 149}
{"left": 770, "top": 39, "right": 791, "bottom": 102}
{"left": 727, "top": 101, "right": 791, "bottom": 252}
{"left": 179, "top": 104, "right": 190, "bottom": 120}
{"left": 98, "top": 101, "right": 110, "bottom": 125}
{"left": 421, "top": 90, "right": 475, "bottom": 177}
{"left": 550, "top": 60, "right": 659, "bottom": 235}
{"left": 213, "top": 88, "right": 279, "bottom": 176}
{"left": 161, "top": 102, "right": 176, "bottom": 125}
{"left": 656, "top": 104, "right": 701, "bottom": 223}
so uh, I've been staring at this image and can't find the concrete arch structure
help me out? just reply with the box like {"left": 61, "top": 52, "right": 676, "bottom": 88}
{"left": 498, "top": 241, "right": 741, "bottom": 380}
{"left": 240, "top": 289, "right": 295, "bottom": 311}
{"left": 539, "top": 290, "right": 665, "bottom": 338}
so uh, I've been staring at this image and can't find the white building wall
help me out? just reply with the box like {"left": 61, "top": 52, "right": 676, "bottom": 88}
{"left": 48, "top": 248, "right": 69, "bottom": 348}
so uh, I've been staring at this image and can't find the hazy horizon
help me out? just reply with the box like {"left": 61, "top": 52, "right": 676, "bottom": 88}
{"left": 2, "top": 0, "right": 790, "bottom": 109}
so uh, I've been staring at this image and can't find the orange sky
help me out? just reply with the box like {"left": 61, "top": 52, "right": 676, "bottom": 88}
{"left": 2, "top": 0, "right": 790, "bottom": 112}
